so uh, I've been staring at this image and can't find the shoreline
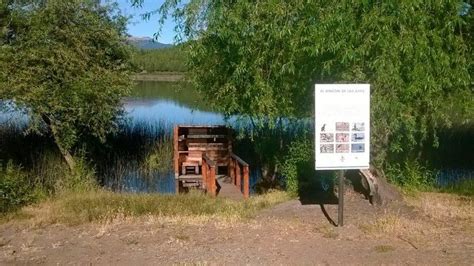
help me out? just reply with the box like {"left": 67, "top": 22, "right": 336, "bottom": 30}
{"left": 133, "top": 72, "right": 185, "bottom": 82}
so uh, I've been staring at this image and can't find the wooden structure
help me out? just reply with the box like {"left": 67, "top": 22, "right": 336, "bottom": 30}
{"left": 173, "top": 125, "right": 250, "bottom": 199}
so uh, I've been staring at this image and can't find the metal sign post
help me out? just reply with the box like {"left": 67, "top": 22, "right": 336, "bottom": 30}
{"left": 314, "top": 84, "right": 370, "bottom": 227}
{"left": 338, "top": 170, "right": 345, "bottom": 226}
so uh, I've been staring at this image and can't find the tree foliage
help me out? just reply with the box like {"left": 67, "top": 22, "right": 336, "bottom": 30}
{"left": 136, "top": 0, "right": 473, "bottom": 172}
{"left": 0, "top": 0, "right": 132, "bottom": 169}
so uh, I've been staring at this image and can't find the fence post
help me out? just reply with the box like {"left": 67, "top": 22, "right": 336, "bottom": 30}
{"left": 173, "top": 126, "right": 179, "bottom": 194}
{"left": 243, "top": 166, "right": 249, "bottom": 199}
{"left": 209, "top": 166, "right": 216, "bottom": 197}
{"left": 229, "top": 158, "right": 235, "bottom": 184}
{"left": 202, "top": 159, "right": 207, "bottom": 191}
{"left": 235, "top": 163, "right": 241, "bottom": 191}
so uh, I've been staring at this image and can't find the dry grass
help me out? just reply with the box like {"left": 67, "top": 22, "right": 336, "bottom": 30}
{"left": 313, "top": 225, "right": 339, "bottom": 239}
{"left": 374, "top": 245, "right": 395, "bottom": 253}
{"left": 1, "top": 189, "right": 291, "bottom": 227}
{"left": 360, "top": 192, "right": 473, "bottom": 242}
{"left": 406, "top": 192, "right": 473, "bottom": 222}
{"left": 360, "top": 212, "right": 425, "bottom": 236}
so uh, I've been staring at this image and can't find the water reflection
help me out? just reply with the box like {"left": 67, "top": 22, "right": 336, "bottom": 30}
{"left": 125, "top": 100, "right": 229, "bottom": 125}
{"left": 124, "top": 81, "right": 236, "bottom": 125}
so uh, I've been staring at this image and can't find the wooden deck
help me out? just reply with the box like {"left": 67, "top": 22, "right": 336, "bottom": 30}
{"left": 216, "top": 175, "right": 245, "bottom": 201}
{"left": 174, "top": 125, "right": 250, "bottom": 199}
{"left": 175, "top": 174, "right": 244, "bottom": 200}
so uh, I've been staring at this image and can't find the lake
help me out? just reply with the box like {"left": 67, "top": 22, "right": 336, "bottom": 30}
{"left": 125, "top": 81, "right": 233, "bottom": 125}
{"left": 106, "top": 81, "right": 258, "bottom": 194}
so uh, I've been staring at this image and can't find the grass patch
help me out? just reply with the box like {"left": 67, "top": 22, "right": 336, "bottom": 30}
{"left": 313, "top": 225, "right": 339, "bottom": 239}
{"left": 361, "top": 192, "right": 473, "bottom": 240}
{"left": 374, "top": 245, "right": 395, "bottom": 253}
{"left": 406, "top": 192, "right": 473, "bottom": 222}
{"left": 3, "top": 189, "right": 290, "bottom": 226}
{"left": 437, "top": 179, "right": 474, "bottom": 197}
{"left": 359, "top": 213, "right": 419, "bottom": 235}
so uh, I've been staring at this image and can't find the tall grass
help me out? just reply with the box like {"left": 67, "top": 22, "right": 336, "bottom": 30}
{"left": 6, "top": 189, "right": 290, "bottom": 225}
{"left": 0, "top": 119, "right": 175, "bottom": 213}
{"left": 1, "top": 122, "right": 68, "bottom": 212}
{"left": 437, "top": 179, "right": 474, "bottom": 197}
{"left": 90, "top": 120, "right": 174, "bottom": 193}
{"left": 131, "top": 46, "right": 187, "bottom": 73}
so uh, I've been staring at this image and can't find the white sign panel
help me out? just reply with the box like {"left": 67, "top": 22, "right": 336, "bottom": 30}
{"left": 315, "top": 84, "right": 370, "bottom": 170}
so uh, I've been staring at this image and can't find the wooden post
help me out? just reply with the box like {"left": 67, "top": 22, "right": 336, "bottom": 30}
{"left": 243, "top": 166, "right": 249, "bottom": 199}
{"left": 235, "top": 163, "right": 241, "bottom": 191}
{"left": 229, "top": 159, "right": 235, "bottom": 184}
{"left": 227, "top": 128, "right": 233, "bottom": 179}
{"left": 202, "top": 159, "right": 207, "bottom": 190}
{"left": 174, "top": 126, "right": 179, "bottom": 194}
{"left": 338, "top": 170, "right": 345, "bottom": 227}
{"left": 209, "top": 166, "right": 216, "bottom": 197}
{"left": 175, "top": 180, "right": 180, "bottom": 194}
{"left": 173, "top": 126, "right": 179, "bottom": 179}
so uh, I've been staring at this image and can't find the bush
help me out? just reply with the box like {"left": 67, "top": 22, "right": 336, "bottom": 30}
{"left": 280, "top": 138, "right": 314, "bottom": 196}
{"left": 0, "top": 161, "right": 38, "bottom": 212}
{"left": 386, "top": 161, "right": 435, "bottom": 191}
{"left": 55, "top": 155, "right": 97, "bottom": 194}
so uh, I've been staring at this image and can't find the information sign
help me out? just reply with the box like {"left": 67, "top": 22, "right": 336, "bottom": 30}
{"left": 315, "top": 84, "right": 370, "bottom": 170}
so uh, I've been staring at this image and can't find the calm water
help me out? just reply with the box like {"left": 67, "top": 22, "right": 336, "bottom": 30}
{"left": 112, "top": 81, "right": 254, "bottom": 193}
{"left": 125, "top": 81, "right": 234, "bottom": 125}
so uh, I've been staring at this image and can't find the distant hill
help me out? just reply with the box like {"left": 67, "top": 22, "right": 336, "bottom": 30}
{"left": 127, "top": 36, "right": 172, "bottom": 50}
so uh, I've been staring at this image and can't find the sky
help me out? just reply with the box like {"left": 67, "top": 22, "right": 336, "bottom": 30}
{"left": 115, "top": 0, "right": 177, "bottom": 44}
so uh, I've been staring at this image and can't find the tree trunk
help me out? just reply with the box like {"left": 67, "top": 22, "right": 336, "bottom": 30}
{"left": 55, "top": 140, "right": 76, "bottom": 171}
{"left": 41, "top": 115, "right": 76, "bottom": 171}
{"left": 347, "top": 167, "right": 402, "bottom": 205}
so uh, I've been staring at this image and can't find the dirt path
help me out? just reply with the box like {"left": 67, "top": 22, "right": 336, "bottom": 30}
{"left": 1, "top": 191, "right": 473, "bottom": 265}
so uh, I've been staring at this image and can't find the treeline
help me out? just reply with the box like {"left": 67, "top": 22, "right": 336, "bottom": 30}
{"left": 131, "top": 46, "right": 187, "bottom": 73}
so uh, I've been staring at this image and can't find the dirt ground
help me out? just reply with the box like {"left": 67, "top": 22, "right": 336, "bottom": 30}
{"left": 1, "top": 191, "right": 473, "bottom": 265}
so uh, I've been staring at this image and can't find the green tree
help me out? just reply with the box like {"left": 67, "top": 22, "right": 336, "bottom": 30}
{"left": 0, "top": 0, "right": 132, "bottom": 170}
{"left": 135, "top": 0, "right": 472, "bottom": 175}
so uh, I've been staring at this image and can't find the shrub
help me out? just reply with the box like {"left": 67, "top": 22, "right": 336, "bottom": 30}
{"left": 280, "top": 138, "right": 314, "bottom": 196}
{"left": 54, "top": 155, "right": 97, "bottom": 194}
{"left": 386, "top": 161, "right": 435, "bottom": 191}
{"left": 0, "top": 161, "right": 38, "bottom": 212}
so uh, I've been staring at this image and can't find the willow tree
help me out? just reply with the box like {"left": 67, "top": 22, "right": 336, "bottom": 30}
{"left": 0, "top": 0, "right": 132, "bottom": 170}
{"left": 136, "top": 0, "right": 472, "bottom": 170}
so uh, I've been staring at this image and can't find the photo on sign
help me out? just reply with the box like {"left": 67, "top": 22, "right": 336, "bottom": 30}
{"left": 351, "top": 133, "right": 365, "bottom": 142}
{"left": 320, "top": 133, "right": 334, "bottom": 142}
{"left": 351, "top": 143, "right": 365, "bottom": 153}
{"left": 336, "top": 144, "right": 350, "bottom": 153}
{"left": 320, "top": 144, "right": 334, "bottom": 153}
{"left": 352, "top": 122, "right": 365, "bottom": 131}
{"left": 336, "top": 122, "right": 350, "bottom": 131}
{"left": 319, "top": 123, "right": 334, "bottom": 132}
{"left": 336, "top": 133, "right": 349, "bottom": 142}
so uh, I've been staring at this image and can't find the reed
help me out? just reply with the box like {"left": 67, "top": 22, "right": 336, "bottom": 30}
{"left": 0, "top": 120, "right": 175, "bottom": 212}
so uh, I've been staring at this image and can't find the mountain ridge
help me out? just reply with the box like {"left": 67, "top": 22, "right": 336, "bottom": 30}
{"left": 127, "top": 36, "right": 172, "bottom": 50}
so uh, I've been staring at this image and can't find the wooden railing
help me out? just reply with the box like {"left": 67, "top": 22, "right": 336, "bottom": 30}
{"left": 229, "top": 153, "right": 250, "bottom": 199}
{"left": 202, "top": 154, "right": 217, "bottom": 197}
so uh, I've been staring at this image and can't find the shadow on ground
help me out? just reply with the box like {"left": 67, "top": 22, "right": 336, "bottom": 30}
{"left": 297, "top": 170, "right": 372, "bottom": 226}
